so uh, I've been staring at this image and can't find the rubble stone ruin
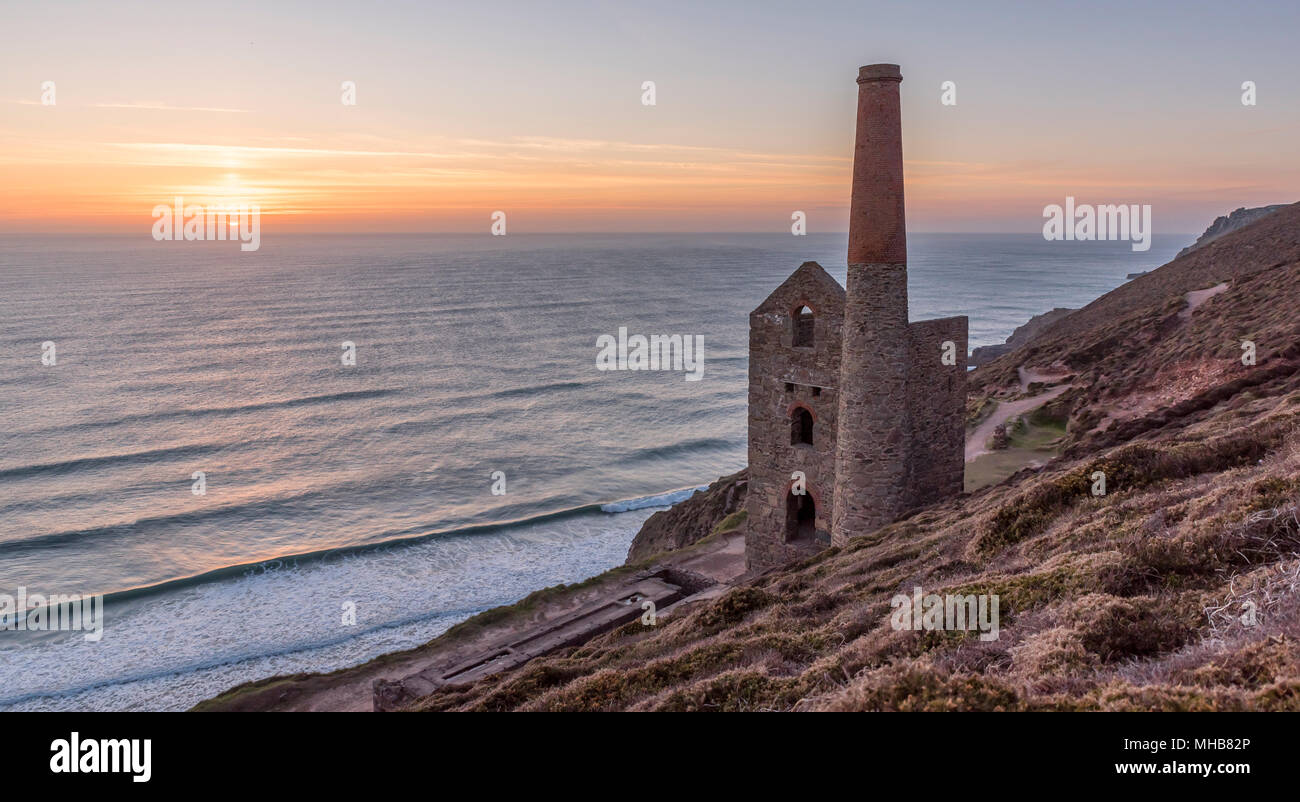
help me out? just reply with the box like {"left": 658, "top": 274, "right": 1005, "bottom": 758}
{"left": 746, "top": 64, "right": 968, "bottom": 570}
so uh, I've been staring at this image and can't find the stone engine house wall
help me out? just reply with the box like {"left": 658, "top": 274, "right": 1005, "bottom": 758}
{"left": 905, "top": 316, "right": 968, "bottom": 507}
{"left": 745, "top": 263, "right": 843, "bottom": 570}
{"left": 744, "top": 63, "right": 969, "bottom": 571}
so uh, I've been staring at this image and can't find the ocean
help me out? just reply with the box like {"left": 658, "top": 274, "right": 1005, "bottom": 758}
{"left": 0, "top": 232, "right": 1185, "bottom": 710}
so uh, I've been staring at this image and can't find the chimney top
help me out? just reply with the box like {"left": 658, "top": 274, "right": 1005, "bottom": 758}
{"left": 847, "top": 62, "right": 906, "bottom": 265}
{"left": 857, "top": 63, "right": 902, "bottom": 83}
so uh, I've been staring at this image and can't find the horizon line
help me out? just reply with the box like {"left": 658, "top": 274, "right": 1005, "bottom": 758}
{"left": 0, "top": 230, "right": 1199, "bottom": 237}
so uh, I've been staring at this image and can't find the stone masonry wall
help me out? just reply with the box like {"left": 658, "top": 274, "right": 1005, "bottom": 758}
{"left": 905, "top": 316, "right": 968, "bottom": 507}
{"left": 745, "top": 64, "right": 968, "bottom": 570}
{"left": 745, "top": 263, "right": 843, "bottom": 570}
{"left": 830, "top": 262, "right": 910, "bottom": 546}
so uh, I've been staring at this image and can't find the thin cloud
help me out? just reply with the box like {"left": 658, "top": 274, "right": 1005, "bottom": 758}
{"left": 93, "top": 102, "right": 251, "bottom": 113}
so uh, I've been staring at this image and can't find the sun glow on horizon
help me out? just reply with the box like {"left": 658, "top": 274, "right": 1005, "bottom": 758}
{"left": 2, "top": 1, "right": 1297, "bottom": 234}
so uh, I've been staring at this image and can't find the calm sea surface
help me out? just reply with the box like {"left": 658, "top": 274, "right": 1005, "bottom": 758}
{"left": 0, "top": 232, "right": 1184, "bottom": 709}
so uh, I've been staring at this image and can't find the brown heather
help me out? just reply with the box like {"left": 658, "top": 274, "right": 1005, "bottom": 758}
{"left": 402, "top": 202, "right": 1300, "bottom": 712}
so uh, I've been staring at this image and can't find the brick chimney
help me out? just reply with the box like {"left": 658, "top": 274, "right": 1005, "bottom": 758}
{"left": 831, "top": 63, "right": 912, "bottom": 545}
{"left": 847, "top": 63, "right": 906, "bottom": 265}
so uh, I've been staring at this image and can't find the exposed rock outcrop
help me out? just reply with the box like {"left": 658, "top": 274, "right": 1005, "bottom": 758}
{"left": 989, "top": 422, "right": 1010, "bottom": 450}
{"left": 625, "top": 470, "right": 747, "bottom": 564}
{"left": 969, "top": 307, "right": 1076, "bottom": 367}
{"left": 1177, "top": 205, "right": 1287, "bottom": 258}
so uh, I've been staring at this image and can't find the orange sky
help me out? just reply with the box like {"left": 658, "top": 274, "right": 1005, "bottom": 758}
{"left": 5, "top": 125, "right": 1293, "bottom": 235}
{"left": 3, "top": 1, "right": 1298, "bottom": 234}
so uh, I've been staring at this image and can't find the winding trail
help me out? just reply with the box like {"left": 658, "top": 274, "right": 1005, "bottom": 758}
{"left": 965, "top": 367, "right": 1071, "bottom": 462}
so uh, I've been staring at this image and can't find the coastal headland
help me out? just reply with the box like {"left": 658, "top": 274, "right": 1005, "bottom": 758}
{"left": 201, "top": 202, "right": 1300, "bottom": 712}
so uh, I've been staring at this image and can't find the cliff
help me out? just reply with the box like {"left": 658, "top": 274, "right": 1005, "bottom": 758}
{"left": 625, "top": 471, "right": 747, "bottom": 563}
{"left": 395, "top": 202, "right": 1300, "bottom": 711}
{"left": 969, "top": 307, "right": 1076, "bottom": 367}
{"left": 201, "top": 202, "right": 1300, "bottom": 713}
{"left": 1177, "top": 204, "right": 1288, "bottom": 258}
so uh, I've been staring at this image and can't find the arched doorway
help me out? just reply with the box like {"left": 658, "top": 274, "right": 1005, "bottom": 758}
{"left": 785, "top": 489, "right": 816, "bottom": 542}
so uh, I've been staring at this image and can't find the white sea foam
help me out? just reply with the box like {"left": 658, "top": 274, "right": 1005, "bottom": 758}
{"left": 0, "top": 507, "right": 657, "bottom": 712}
{"left": 599, "top": 485, "right": 707, "bottom": 513}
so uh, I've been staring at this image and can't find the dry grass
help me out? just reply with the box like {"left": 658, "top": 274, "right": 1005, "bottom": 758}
{"left": 408, "top": 405, "right": 1300, "bottom": 711}
{"left": 402, "top": 204, "right": 1300, "bottom": 712}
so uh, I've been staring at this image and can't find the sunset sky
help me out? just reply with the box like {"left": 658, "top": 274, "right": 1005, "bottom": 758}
{"left": 3, "top": 0, "right": 1298, "bottom": 234}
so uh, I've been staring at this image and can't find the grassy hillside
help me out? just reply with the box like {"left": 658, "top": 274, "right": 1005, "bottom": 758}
{"left": 405, "top": 204, "right": 1300, "bottom": 711}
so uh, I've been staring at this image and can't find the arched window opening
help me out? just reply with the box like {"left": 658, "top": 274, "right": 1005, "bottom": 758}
{"left": 792, "top": 305, "right": 814, "bottom": 348}
{"left": 791, "top": 407, "right": 814, "bottom": 445}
